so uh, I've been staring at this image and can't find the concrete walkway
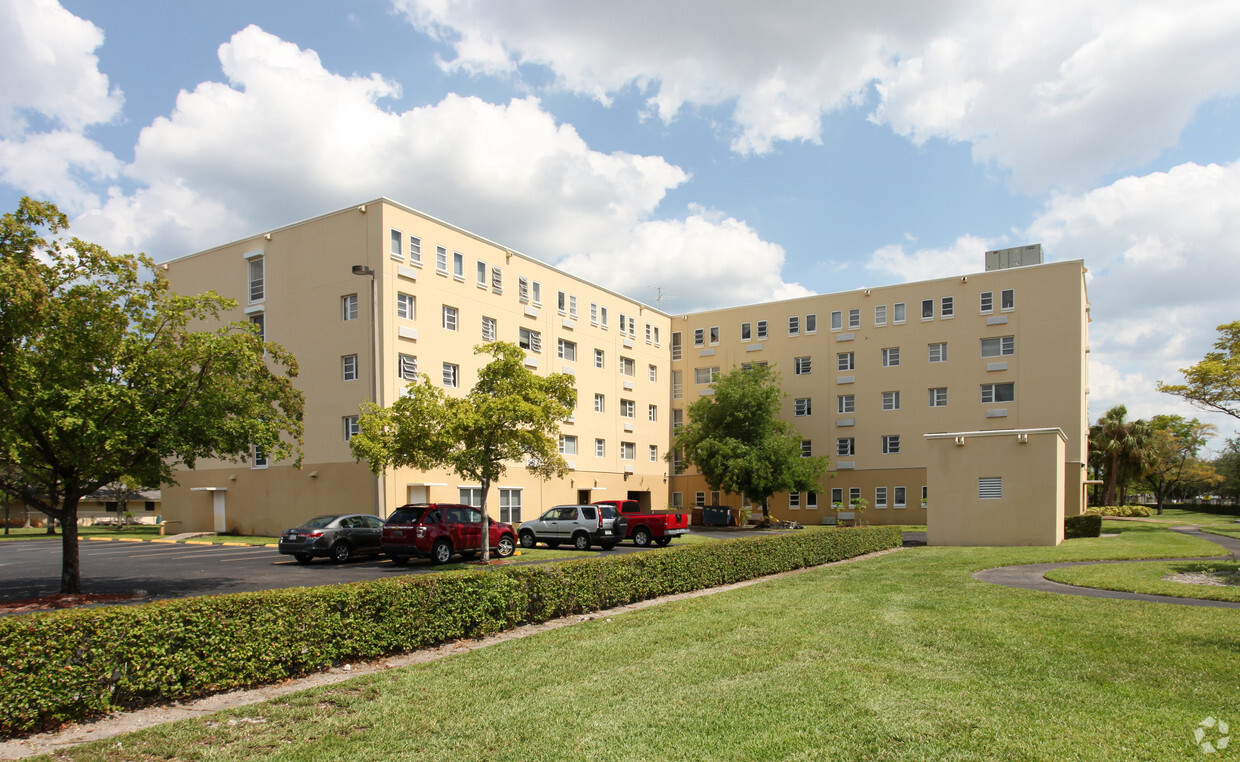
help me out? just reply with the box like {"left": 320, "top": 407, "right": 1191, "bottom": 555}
{"left": 973, "top": 526, "right": 1240, "bottom": 608}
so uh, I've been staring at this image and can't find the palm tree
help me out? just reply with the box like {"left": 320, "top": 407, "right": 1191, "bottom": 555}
{"left": 1090, "top": 405, "right": 1154, "bottom": 507}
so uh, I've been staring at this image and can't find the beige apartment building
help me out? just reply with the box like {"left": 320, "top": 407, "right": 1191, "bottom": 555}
{"left": 162, "top": 199, "right": 672, "bottom": 537}
{"left": 161, "top": 199, "right": 1088, "bottom": 544}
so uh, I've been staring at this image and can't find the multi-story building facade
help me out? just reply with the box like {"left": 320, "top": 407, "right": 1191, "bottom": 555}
{"left": 163, "top": 199, "right": 672, "bottom": 536}
{"left": 161, "top": 199, "right": 1088, "bottom": 542}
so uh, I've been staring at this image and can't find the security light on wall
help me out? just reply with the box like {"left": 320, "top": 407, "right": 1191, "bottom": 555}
{"left": 954, "top": 436, "right": 966, "bottom": 446}
{"left": 1017, "top": 433, "right": 1029, "bottom": 444}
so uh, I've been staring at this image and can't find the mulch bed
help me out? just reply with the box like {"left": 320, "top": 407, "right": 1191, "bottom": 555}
{"left": 0, "top": 593, "right": 140, "bottom": 615}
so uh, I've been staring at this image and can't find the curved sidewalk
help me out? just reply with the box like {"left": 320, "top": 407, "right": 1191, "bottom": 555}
{"left": 973, "top": 526, "right": 1240, "bottom": 609}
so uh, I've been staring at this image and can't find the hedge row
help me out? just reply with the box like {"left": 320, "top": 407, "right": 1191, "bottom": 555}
{"left": 0, "top": 526, "right": 900, "bottom": 736}
{"left": 1065, "top": 514, "right": 1103, "bottom": 539}
{"left": 1083, "top": 505, "right": 1153, "bottom": 518}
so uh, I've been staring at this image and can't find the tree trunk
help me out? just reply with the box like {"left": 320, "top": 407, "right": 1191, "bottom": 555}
{"left": 479, "top": 476, "right": 491, "bottom": 563}
{"left": 59, "top": 497, "right": 81, "bottom": 594}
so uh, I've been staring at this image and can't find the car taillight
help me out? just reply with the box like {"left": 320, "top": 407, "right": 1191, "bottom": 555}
{"left": 306, "top": 531, "right": 323, "bottom": 538}
{"left": 598, "top": 512, "right": 604, "bottom": 528}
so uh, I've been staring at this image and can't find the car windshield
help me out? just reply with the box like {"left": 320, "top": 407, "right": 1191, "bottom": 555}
{"left": 301, "top": 515, "right": 340, "bottom": 528}
{"left": 386, "top": 507, "right": 426, "bottom": 525}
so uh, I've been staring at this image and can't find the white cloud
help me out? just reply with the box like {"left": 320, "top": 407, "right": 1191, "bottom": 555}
{"left": 864, "top": 234, "right": 997, "bottom": 283}
{"left": 394, "top": 0, "right": 1240, "bottom": 189}
{"left": 0, "top": 0, "right": 122, "bottom": 137}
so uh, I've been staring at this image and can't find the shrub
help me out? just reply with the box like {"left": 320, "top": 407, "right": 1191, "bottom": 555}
{"left": 1065, "top": 514, "right": 1103, "bottom": 539}
{"left": 1083, "top": 505, "right": 1152, "bottom": 518}
{"left": 0, "top": 526, "right": 900, "bottom": 736}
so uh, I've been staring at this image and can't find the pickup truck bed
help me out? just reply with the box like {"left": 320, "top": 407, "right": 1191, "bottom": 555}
{"left": 591, "top": 500, "right": 690, "bottom": 547}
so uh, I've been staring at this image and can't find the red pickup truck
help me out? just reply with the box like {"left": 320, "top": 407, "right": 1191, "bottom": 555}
{"left": 591, "top": 500, "right": 690, "bottom": 547}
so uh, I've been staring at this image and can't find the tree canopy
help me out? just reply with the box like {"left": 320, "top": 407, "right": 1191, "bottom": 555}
{"left": 1142, "top": 414, "right": 1221, "bottom": 513}
{"left": 1088, "top": 405, "right": 1153, "bottom": 506}
{"left": 349, "top": 341, "right": 576, "bottom": 561}
{"left": 1158, "top": 321, "right": 1240, "bottom": 420}
{"left": 0, "top": 198, "right": 304, "bottom": 593}
{"left": 669, "top": 364, "right": 828, "bottom": 524}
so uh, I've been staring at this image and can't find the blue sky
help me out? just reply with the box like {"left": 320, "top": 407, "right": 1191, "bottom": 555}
{"left": 3, "top": 0, "right": 1240, "bottom": 446}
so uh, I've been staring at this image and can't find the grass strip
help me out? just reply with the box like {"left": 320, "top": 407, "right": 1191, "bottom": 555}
{"left": 1045, "top": 560, "right": 1240, "bottom": 603}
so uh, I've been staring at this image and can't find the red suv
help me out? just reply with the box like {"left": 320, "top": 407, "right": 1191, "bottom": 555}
{"left": 381, "top": 503, "right": 517, "bottom": 565}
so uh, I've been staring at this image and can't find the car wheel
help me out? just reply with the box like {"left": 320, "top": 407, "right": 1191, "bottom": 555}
{"left": 600, "top": 543, "right": 615, "bottom": 551}
{"left": 497, "top": 535, "right": 516, "bottom": 558}
{"left": 519, "top": 531, "right": 537, "bottom": 548}
{"left": 330, "top": 542, "right": 352, "bottom": 563}
{"left": 655, "top": 537, "right": 672, "bottom": 547}
{"left": 546, "top": 541, "right": 560, "bottom": 549}
{"left": 389, "top": 555, "right": 409, "bottom": 566}
{"left": 431, "top": 539, "right": 452, "bottom": 565}
{"left": 294, "top": 553, "right": 313, "bottom": 564}
{"left": 573, "top": 533, "right": 591, "bottom": 551}
{"left": 632, "top": 527, "right": 652, "bottom": 547}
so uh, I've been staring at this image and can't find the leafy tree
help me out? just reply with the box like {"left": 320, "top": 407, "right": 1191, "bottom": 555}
{"left": 350, "top": 341, "right": 575, "bottom": 561}
{"left": 103, "top": 476, "right": 145, "bottom": 526}
{"left": 1158, "top": 321, "right": 1240, "bottom": 420}
{"left": 1142, "top": 415, "right": 1220, "bottom": 514}
{"left": 1089, "top": 405, "right": 1153, "bottom": 506}
{"left": 1212, "top": 437, "right": 1240, "bottom": 500}
{"left": 0, "top": 198, "right": 304, "bottom": 593}
{"left": 669, "top": 364, "right": 829, "bottom": 525}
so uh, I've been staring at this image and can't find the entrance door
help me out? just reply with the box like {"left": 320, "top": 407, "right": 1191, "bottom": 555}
{"left": 577, "top": 489, "right": 592, "bottom": 504}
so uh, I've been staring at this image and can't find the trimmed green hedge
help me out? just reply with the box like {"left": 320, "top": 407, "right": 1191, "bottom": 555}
{"left": 1065, "top": 514, "right": 1103, "bottom": 539}
{"left": 0, "top": 526, "right": 900, "bottom": 736}
{"left": 1083, "top": 505, "right": 1152, "bottom": 518}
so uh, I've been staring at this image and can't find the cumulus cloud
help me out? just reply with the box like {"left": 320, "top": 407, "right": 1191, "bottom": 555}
{"left": 394, "top": 0, "right": 1240, "bottom": 189}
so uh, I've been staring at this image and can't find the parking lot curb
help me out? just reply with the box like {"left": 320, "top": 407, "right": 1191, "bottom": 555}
{"left": 151, "top": 539, "right": 178, "bottom": 544}
{"left": 184, "top": 540, "right": 212, "bottom": 545}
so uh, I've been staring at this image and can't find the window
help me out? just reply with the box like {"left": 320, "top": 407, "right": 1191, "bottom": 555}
{"left": 343, "top": 415, "right": 360, "bottom": 441}
{"left": 794, "top": 356, "right": 812, "bottom": 375}
{"left": 595, "top": 438, "right": 605, "bottom": 457}
{"left": 452, "top": 252, "right": 464, "bottom": 278}
{"left": 481, "top": 316, "right": 496, "bottom": 341}
{"left": 794, "top": 398, "right": 812, "bottom": 416}
{"left": 569, "top": 295, "right": 578, "bottom": 318}
{"left": 929, "top": 342, "right": 948, "bottom": 363}
{"left": 459, "top": 488, "right": 482, "bottom": 508}
{"left": 442, "top": 363, "right": 459, "bottom": 388}
{"left": 409, "top": 236, "right": 422, "bottom": 265}
{"left": 649, "top": 364, "right": 658, "bottom": 382}
{"left": 893, "top": 302, "right": 906, "bottom": 323}
{"left": 709, "top": 326, "right": 720, "bottom": 344}
{"left": 442, "top": 305, "right": 457, "bottom": 331}
{"left": 922, "top": 299, "right": 934, "bottom": 319}
{"left": 801, "top": 440, "right": 812, "bottom": 458}
{"left": 619, "top": 312, "right": 627, "bottom": 334}
{"left": 980, "top": 291, "right": 993, "bottom": 312}
{"left": 249, "top": 313, "right": 265, "bottom": 342}
{"left": 252, "top": 444, "right": 267, "bottom": 469}
{"left": 645, "top": 323, "right": 652, "bottom": 343}
{"left": 558, "top": 291, "right": 567, "bottom": 313}
{"left": 671, "top": 492, "right": 683, "bottom": 508}
{"left": 695, "top": 367, "right": 719, "bottom": 384}
{"left": 806, "top": 491, "right": 818, "bottom": 509}
{"left": 929, "top": 387, "right": 948, "bottom": 407}
{"left": 922, "top": 485, "right": 928, "bottom": 504}
{"left": 476, "top": 261, "right": 487, "bottom": 287}
{"left": 981, "top": 336, "right": 1015, "bottom": 357}
{"left": 590, "top": 303, "right": 598, "bottom": 325}
{"left": 342, "top": 294, "right": 358, "bottom": 321}
{"left": 695, "top": 492, "right": 706, "bottom": 507}
{"left": 499, "top": 488, "right": 521, "bottom": 523}
{"left": 672, "top": 408, "right": 683, "bottom": 432}
{"left": 756, "top": 320, "right": 768, "bottom": 339}
{"left": 876, "top": 487, "right": 888, "bottom": 508}
{"left": 648, "top": 404, "right": 658, "bottom": 422}
{"left": 831, "top": 311, "right": 843, "bottom": 330}
{"left": 628, "top": 316, "right": 636, "bottom": 337}
{"left": 1001, "top": 289, "right": 1014, "bottom": 310}
{"left": 789, "top": 492, "right": 800, "bottom": 509}
{"left": 620, "top": 357, "right": 635, "bottom": 376}
{"left": 671, "top": 332, "right": 683, "bottom": 360}
{"left": 881, "top": 347, "right": 901, "bottom": 367}
{"left": 882, "top": 435, "right": 901, "bottom": 454}
{"left": 594, "top": 393, "right": 605, "bottom": 413}
{"left": 837, "top": 438, "right": 855, "bottom": 456}
{"left": 981, "top": 383, "right": 1015, "bottom": 403}
{"left": 557, "top": 339, "right": 576, "bottom": 362}
{"left": 621, "top": 441, "right": 636, "bottom": 460}
{"left": 882, "top": 391, "right": 901, "bottom": 410}
{"left": 875, "top": 305, "right": 887, "bottom": 326}
{"left": 519, "top": 328, "right": 542, "bottom": 353}
{"left": 598, "top": 305, "right": 606, "bottom": 326}
{"left": 390, "top": 229, "right": 403, "bottom": 259}
{"left": 838, "top": 352, "right": 855, "bottom": 371}
{"left": 559, "top": 435, "right": 578, "bottom": 455}
{"left": 396, "top": 292, "right": 415, "bottom": 320}
{"left": 436, "top": 246, "right": 448, "bottom": 274}
{"left": 741, "top": 322, "right": 752, "bottom": 341}
{"left": 806, "top": 314, "right": 817, "bottom": 333}
{"left": 672, "top": 370, "right": 683, "bottom": 399}
{"left": 979, "top": 477, "right": 1003, "bottom": 499}
{"left": 942, "top": 297, "right": 954, "bottom": 317}
{"left": 848, "top": 309, "right": 860, "bottom": 329}
{"left": 519, "top": 277, "right": 529, "bottom": 302}
{"left": 620, "top": 399, "right": 635, "bottom": 418}
{"left": 838, "top": 394, "right": 855, "bottom": 413}
{"left": 653, "top": 326, "right": 660, "bottom": 345}
{"left": 849, "top": 487, "right": 861, "bottom": 503}
{"left": 248, "top": 257, "right": 264, "bottom": 303}
{"left": 342, "top": 354, "right": 358, "bottom": 381}
{"left": 694, "top": 328, "right": 705, "bottom": 347}
{"left": 789, "top": 316, "right": 800, "bottom": 335}
{"left": 832, "top": 488, "right": 843, "bottom": 505}
{"left": 594, "top": 349, "right": 605, "bottom": 369}
{"left": 894, "top": 487, "right": 906, "bottom": 508}
{"left": 491, "top": 266, "right": 503, "bottom": 293}
{"left": 649, "top": 445, "right": 658, "bottom": 462}
{"left": 399, "top": 353, "right": 417, "bottom": 381}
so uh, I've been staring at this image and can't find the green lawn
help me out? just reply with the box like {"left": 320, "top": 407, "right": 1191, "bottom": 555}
{"left": 1129, "top": 507, "right": 1240, "bottom": 525}
{"left": 1199, "top": 525, "right": 1240, "bottom": 541}
{"left": 0, "top": 525, "right": 163, "bottom": 542}
{"left": 1046, "top": 560, "right": 1240, "bottom": 603}
{"left": 30, "top": 522, "right": 1238, "bottom": 761}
